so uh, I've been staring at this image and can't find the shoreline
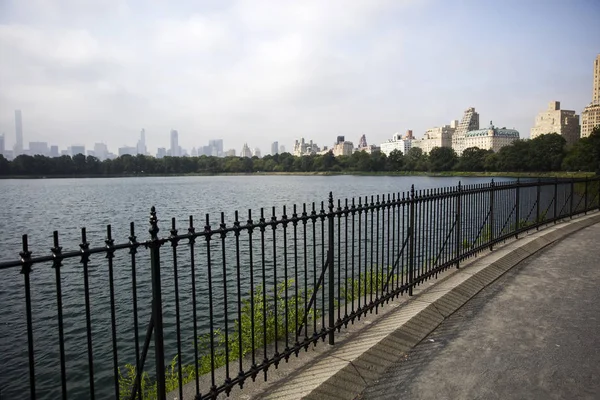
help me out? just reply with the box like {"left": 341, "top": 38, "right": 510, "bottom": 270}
{"left": 0, "top": 171, "right": 595, "bottom": 180}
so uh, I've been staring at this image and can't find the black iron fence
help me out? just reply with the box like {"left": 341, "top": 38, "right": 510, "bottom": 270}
{"left": 0, "top": 177, "right": 599, "bottom": 400}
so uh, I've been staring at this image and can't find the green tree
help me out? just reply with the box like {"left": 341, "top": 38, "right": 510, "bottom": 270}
{"left": 387, "top": 149, "right": 404, "bottom": 171}
{"left": 528, "top": 133, "right": 566, "bottom": 171}
{"left": 404, "top": 147, "right": 428, "bottom": 171}
{"left": 456, "top": 147, "right": 490, "bottom": 171}
{"left": 428, "top": 147, "right": 457, "bottom": 172}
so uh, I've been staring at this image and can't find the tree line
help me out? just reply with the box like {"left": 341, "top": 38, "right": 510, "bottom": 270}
{"left": 1, "top": 129, "right": 599, "bottom": 177}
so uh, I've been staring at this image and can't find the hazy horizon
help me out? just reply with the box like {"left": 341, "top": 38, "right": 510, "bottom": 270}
{"left": 1, "top": 0, "right": 599, "bottom": 155}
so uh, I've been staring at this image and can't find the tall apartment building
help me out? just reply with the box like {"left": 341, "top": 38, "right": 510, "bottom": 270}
{"left": 452, "top": 107, "right": 479, "bottom": 155}
{"left": 412, "top": 124, "right": 455, "bottom": 154}
{"left": 29, "top": 142, "right": 49, "bottom": 156}
{"left": 380, "top": 132, "right": 413, "bottom": 156}
{"left": 0, "top": 133, "right": 5, "bottom": 155}
{"left": 14, "top": 110, "right": 23, "bottom": 156}
{"left": 170, "top": 130, "right": 179, "bottom": 157}
{"left": 293, "top": 138, "right": 320, "bottom": 156}
{"left": 137, "top": 129, "right": 147, "bottom": 155}
{"left": 271, "top": 141, "right": 279, "bottom": 155}
{"left": 530, "top": 101, "right": 580, "bottom": 144}
{"left": 240, "top": 143, "right": 252, "bottom": 158}
{"left": 581, "top": 54, "right": 600, "bottom": 138}
{"left": 463, "top": 122, "right": 520, "bottom": 152}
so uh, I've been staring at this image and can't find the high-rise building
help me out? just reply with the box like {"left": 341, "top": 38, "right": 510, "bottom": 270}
{"left": 50, "top": 146, "right": 59, "bottom": 157}
{"left": 253, "top": 147, "right": 261, "bottom": 158}
{"left": 240, "top": 143, "right": 252, "bottom": 158}
{"left": 530, "top": 101, "right": 580, "bottom": 144}
{"left": 170, "top": 130, "right": 179, "bottom": 157}
{"left": 462, "top": 121, "right": 520, "bottom": 152}
{"left": 225, "top": 149, "right": 236, "bottom": 157}
{"left": 271, "top": 141, "right": 279, "bottom": 155}
{"left": 452, "top": 107, "right": 480, "bottom": 155}
{"left": 29, "top": 142, "right": 49, "bottom": 156}
{"left": 581, "top": 54, "right": 600, "bottom": 138}
{"left": 94, "top": 143, "right": 108, "bottom": 161}
{"left": 157, "top": 148, "right": 167, "bottom": 158}
{"left": 380, "top": 132, "right": 413, "bottom": 156}
{"left": 293, "top": 138, "right": 320, "bottom": 156}
{"left": 14, "top": 110, "right": 23, "bottom": 156}
{"left": 208, "top": 139, "right": 224, "bottom": 157}
{"left": 119, "top": 146, "right": 137, "bottom": 156}
{"left": 411, "top": 124, "right": 455, "bottom": 154}
{"left": 70, "top": 145, "right": 86, "bottom": 156}
{"left": 137, "top": 129, "right": 147, "bottom": 155}
{"left": 0, "top": 133, "right": 5, "bottom": 155}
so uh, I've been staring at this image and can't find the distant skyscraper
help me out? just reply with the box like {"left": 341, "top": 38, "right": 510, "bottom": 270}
{"left": 70, "top": 145, "right": 86, "bottom": 156}
{"left": 279, "top": 145, "right": 286, "bottom": 154}
{"left": 157, "top": 147, "right": 167, "bottom": 158}
{"left": 119, "top": 146, "right": 137, "bottom": 156}
{"left": 253, "top": 147, "right": 261, "bottom": 158}
{"left": 530, "top": 101, "right": 580, "bottom": 144}
{"left": 137, "top": 129, "right": 147, "bottom": 155}
{"left": 581, "top": 54, "right": 600, "bottom": 138}
{"left": 240, "top": 143, "right": 252, "bottom": 158}
{"left": 14, "top": 110, "right": 23, "bottom": 156}
{"left": 452, "top": 107, "right": 480, "bottom": 155}
{"left": 94, "top": 143, "right": 108, "bottom": 160}
{"left": 50, "top": 145, "right": 59, "bottom": 158}
{"left": 225, "top": 149, "right": 236, "bottom": 157}
{"left": 208, "top": 139, "right": 224, "bottom": 157}
{"left": 271, "top": 141, "right": 279, "bottom": 155}
{"left": 29, "top": 142, "right": 49, "bottom": 156}
{"left": 170, "top": 130, "right": 179, "bottom": 157}
{"left": 0, "top": 133, "right": 5, "bottom": 155}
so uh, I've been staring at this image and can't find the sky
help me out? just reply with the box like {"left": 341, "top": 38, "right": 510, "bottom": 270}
{"left": 0, "top": 0, "right": 599, "bottom": 155}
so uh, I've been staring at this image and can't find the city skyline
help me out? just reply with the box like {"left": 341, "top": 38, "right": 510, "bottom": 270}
{"left": 1, "top": 1, "right": 599, "bottom": 154}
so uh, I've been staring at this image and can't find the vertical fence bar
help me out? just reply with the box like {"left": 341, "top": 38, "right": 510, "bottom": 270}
{"left": 105, "top": 225, "right": 119, "bottom": 400}
{"left": 455, "top": 182, "right": 462, "bottom": 269}
{"left": 149, "top": 207, "right": 166, "bottom": 400}
{"left": 584, "top": 177, "right": 588, "bottom": 214}
{"left": 220, "top": 212, "right": 232, "bottom": 389}
{"left": 408, "top": 185, "right": 415, "bottom": 295}
{"left": 205, "top": 214, "right": 218, "bottom": 393}
{"left": 188, "top": 216, "right": 201, "bottom": 392}
{"left": 327, "top": 192, "right": 335, "bottom": 345}
{"left": 570, "top": 178, "right": 575, "bottom": 218}
{"left": 80, "top": 228, "right": 95, "bottom": 400}
{"left": 234, "top": 211, "right": 244, "bottom": 382}
{"left": 169, "top": 218, "right": 183, "bottom": 400}
{"left": 129, "top": 223, "right": 143, "bottom": 400}
{"left": 553, "top": 178, "right": 558, "bottom": 223}
{"left": 246, "top": 210, "right": 257, "bottom": 376}
{"left": 51, "top": 231, "right": 67, "bottom": 400}
{"left": 515, "top": 179, "right": 521, "bottom": 238}
{"left": 20, "top": 235, "right": 36, "bottom": 400}
{"left": 489, "top": 180, "right": 495, "bottom": 250}
{"left": 536, "top": 179, "right": 541, "bottom": 230}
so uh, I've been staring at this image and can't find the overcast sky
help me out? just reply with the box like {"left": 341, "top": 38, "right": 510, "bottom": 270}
{"left": 1, "top": 0, "right": 599, "bottom": 155}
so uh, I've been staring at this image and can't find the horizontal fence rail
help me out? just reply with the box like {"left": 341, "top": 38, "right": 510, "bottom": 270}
{"left": 0, "top": 177, "right": 599, "bottom": 399}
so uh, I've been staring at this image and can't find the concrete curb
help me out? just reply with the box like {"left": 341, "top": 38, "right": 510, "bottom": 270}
{"left": 257, "top": 212, "right": 600, "bottom": 400}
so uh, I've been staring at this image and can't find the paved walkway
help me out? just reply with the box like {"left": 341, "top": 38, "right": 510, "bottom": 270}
{"left": 358, "top": 223, "right": 600, "bottom": 400}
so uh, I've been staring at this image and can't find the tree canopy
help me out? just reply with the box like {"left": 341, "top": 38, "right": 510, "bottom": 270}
{"left": 1, "top": 128, "right": 599, "bottom": 177}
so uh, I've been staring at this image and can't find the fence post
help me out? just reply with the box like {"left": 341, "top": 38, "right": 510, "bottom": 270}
{"left": 327, "top": 192, "right": 335, "bottom": 345}
{"left": 149, "top": 207, "right": 166, "bottom": 400}
{"left": 570, "top": 178, "right": 575, "bottom": 219}
{"left": 515, "top": 178, "right": 521, "bottom": 238}
{"left": 408, "top": 185, "right": 416, "bottom": 295}
{"left": 584, "top": 177, "right": 588, "bottom": 214}
{"left": 489, "top": 180, "right": 495, "bottom": 251}
{"left": 455, "top": 181, "right": 462, "bottom": 269}
{"left": 536, "top": 178, "right": 541, "bottom": 230}
{"left": 553, "top": 177, "right": 558, "bottom": 223}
